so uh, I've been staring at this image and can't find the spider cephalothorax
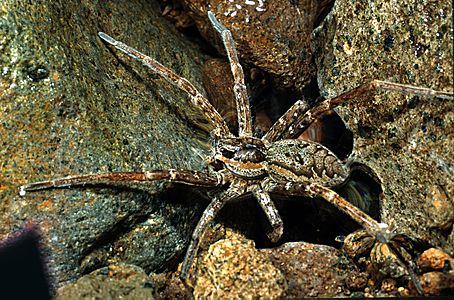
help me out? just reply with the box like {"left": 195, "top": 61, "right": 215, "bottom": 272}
{"left": 20, "top": 11, "right": 453, "bottom": 289}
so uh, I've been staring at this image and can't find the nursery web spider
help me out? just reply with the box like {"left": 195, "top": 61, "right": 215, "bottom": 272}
{"left": 20, "top": 11, "right": 453, "bottom": 284}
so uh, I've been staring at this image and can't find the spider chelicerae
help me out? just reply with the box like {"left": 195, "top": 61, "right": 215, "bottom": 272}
{"left": 20, "top": 11, "right": 453, "bottom": 284}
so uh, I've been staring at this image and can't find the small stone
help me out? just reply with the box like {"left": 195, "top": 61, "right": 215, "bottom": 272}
{"left": 193, "top": 230, "right": 286, "bottom": 299}
{"left": 55, "top": 264, "right": 153, "bottom": 299}
{"left": 416, "top": 271, "right": 454, "bottom": 296}
{"left": 397, "top": 286, "right": 410, "bottom": 297}
{"left": 425, "top": 185, "right": 454, "bottom": 230}
{"left": 262, "top": 241, "right": 359, "bottom": 297}
{"left": 416, "top": 248, "right": 454, "bottom": 271}
{"left": 148, "top": 272, "right": 190, "bottom": 299}
{"left": 345, "top": 272, "right": 368, "bottom": 291}
{"left": 380, "top": 278, "right": 397, "bottom": 293}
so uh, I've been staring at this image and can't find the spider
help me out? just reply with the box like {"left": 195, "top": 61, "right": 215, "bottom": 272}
{"left": 20, "top": 11, "right": 453, "bottom": 286}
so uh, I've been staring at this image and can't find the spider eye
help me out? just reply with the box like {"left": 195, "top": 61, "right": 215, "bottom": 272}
{"left": 221, "top": 148, "right": 235, "bottom": 159}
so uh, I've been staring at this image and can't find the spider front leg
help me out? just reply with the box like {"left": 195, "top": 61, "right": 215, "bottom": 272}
{"left": 208, "top": 11, "right": 253, "bottom": 137}
{"left": 98, "top": 32, "right": 231, "bottom": 137}
{"left": 180, "top": 187, "right": 242, "bottom": 281}
{"left": 251, "top": 186, "right": 284, "bottom": 242}
{"left": 19, "top": 170, "right": 222, "bottom": 195}
{"left": 265, "top": 80, "right": 454, "bottom": 140}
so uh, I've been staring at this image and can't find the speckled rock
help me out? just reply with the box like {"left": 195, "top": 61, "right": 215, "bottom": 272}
{"left": 312, "top": 0, "right": 453, "bottom": 254}
{"left": 417, "top": 271, "right": 454, "bottom": 296}
{"left": 181, "top": 0, "right": 331, "bottom": 93}
{"left": 262, "top": 241, "right": 366, "bottom": 298}
{"left": 412, "top": 248, "right": 454, "bottom": 295}
{"left": 148, "top": 271, "right": 190, "bottom": 299}
{"left": 190, "top": 228, "right": 379, "bottom": 298}
{"left": 0, "top": 0, "right": 213, "bottom": 286}
{"left": 55, "top": 264, "right": 153, "bottom": 299}
{"left": 193, "top": 230, "right": 286, "bottom": 299}
{"left": 417, "top": 247, "right": 454, "bottom": 271}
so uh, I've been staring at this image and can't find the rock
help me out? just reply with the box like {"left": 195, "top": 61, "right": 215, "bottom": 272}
{"left": 416, "top": 271, "right": 454, "bottom": 296}
{"left": 0, "top": 0, "right": 212, "bottom": 286}
{"left": 380, "top": 278, "right": 397, "bottom": 293}
{"left": 312, "top": 0, "right": 453, "bottom": 253}
{"left": 417, "top": 248, "right": 454, "bottom": 271}
{"left": 193, "top": 230, "right": 286, "bottom": 299}
{"left": 148, "top": 271, "right": 190, "bottom": 299}
{"left": 412, "top": 248, "right": 454, "bottom": 296}
{"left": 55, "top": 264, "right": 153, "bottom": 299}
{"left": 180, "top": 0, "right": 330, "bottom": 93}
{"left": 262, "top": 241, "right": 366, "bottom": 297}
{"left": 192, "top": 228, "right": 373, "bottom": 298}
{"left": 425, "top": 185, "right": 454, "bottom": 231}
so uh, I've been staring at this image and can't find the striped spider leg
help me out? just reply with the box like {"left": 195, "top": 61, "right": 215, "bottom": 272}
{"left": 265, "top": 80, "right": 454, "bottom": 142}
{"left": 207, "top": 11, "right": 252, "bottom": 137}
{"left": 97, "top": 31, "right": 231, "bottom": 138}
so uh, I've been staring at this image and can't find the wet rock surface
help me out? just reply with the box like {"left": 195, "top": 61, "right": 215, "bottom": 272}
{"left": 56, "top": 229, "right": 454, "bottom": 298}
{"left": 414, "top": 248, "right": 454, "bottom": 295}
{"left": 312, "top": 0, "right": 453, "bottom": 254}
{"left": 1, "top": 0, "right": 211, "bottom": 286}
{"left": 180, "top": 0, "right": 331, "bottom": 93}
{"left": 193, "top": 229, "right": 286, "bottom": 299}
{"left": 262, "top": 240, "right": 365, "bottom": 297}
{"left": 417, "top": 271, "right": 454, "bottom": 296}
{"left": 417, "top": 247, "right": 454, "bottom": 271}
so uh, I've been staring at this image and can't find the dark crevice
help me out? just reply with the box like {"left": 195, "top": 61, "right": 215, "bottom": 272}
{"left": 219, "top": 167, "right": 382, "bottom": 250}
{"left": 299, "top": 110, "right": 354, "bottom": 160}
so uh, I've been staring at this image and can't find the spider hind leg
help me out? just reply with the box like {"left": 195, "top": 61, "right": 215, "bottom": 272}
{"left": 19, "top": 170, "right": 221, "bottom": 195}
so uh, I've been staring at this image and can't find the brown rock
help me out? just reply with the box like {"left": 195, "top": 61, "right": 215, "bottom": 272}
{"left": 181, "top": 0, "right": 330, "bottom": 92}
{"left": 193, "top": 230, "right": 286, "bottom": 299}
{"left": 417, "top": 248, "right": 454, "bottom": 271}
{"left": 380, "top": 278, "right": 397, "bottom": 293}
{"left": 55, "top": 264, "right": 153, "bottom": 299}
{"left": 262, "top": 241, "right": 364, "bottom": 297}
{"left": 416, "top": 271, "right": 454, "bottom": 296}
{"left": 425, "top": 185, "right": 454, "bottom": 231}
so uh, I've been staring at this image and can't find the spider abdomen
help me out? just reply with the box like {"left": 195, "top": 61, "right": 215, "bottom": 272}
{"left": 265, "top": 139, "right": 349, "bottom": 187}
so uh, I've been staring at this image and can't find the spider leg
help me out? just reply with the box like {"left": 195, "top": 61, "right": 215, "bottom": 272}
{"left": 271, "top": 181, "right": 426, "bottom": 293}
{"left": 208, "top": 12, "right": 253, "bottom": 137}
{"left": 269, "top": 80, "right": 454, "bottom": 140}
{"left": 180, "top": 187, "right": 242, "bottom": 281}
{"left": 262, "top": 99, "right": 310, "bottom": 142}
{"left": 251, "top": 187, "right": 284, "bottom": 242}
{"left": 19, "top": 170, "right": 222, "bottom": 195}
{"left": 98, "top": 32, "right": 231, "bottom": 137}
{"left": 269, "top": 181, "right": 390, "bottom": 239}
